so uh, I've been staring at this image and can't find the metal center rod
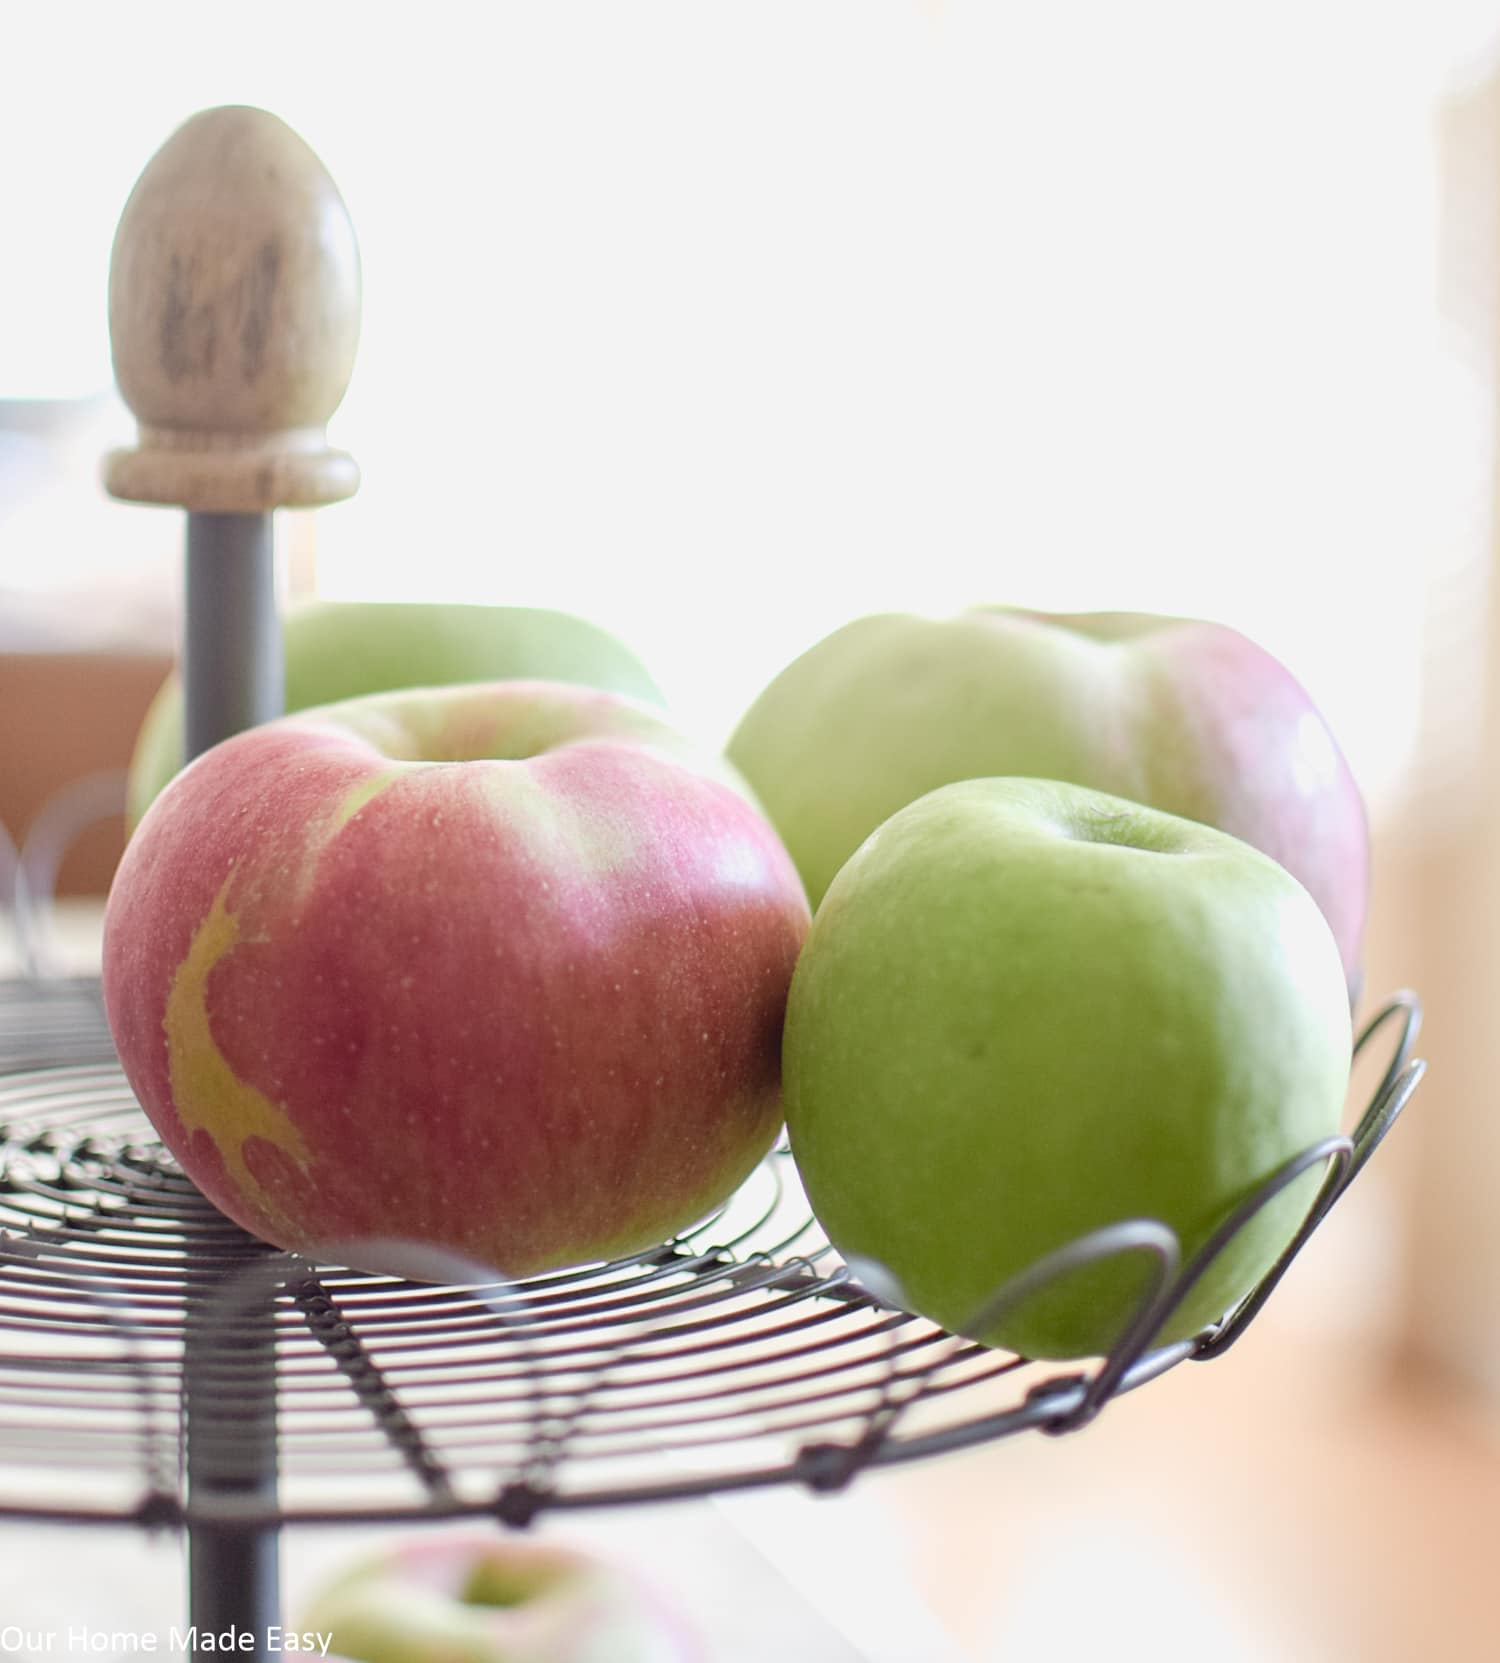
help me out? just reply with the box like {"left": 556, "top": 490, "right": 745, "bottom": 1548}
{"left": 184, "top": 514, "right": 283, "bottom": 760}
{"left": 181, "top": 509, "right": 283, "bottom": 1661}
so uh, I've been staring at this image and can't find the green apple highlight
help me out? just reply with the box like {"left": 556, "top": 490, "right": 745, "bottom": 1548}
{"left": 782, "top": 777, "right": 1353, "bottom": 1362}
{"left": 127, "top": 599, "right": 665, "bottom": 827}
{"left": 727, "top": 607, "right": 1369, "bottom": 994}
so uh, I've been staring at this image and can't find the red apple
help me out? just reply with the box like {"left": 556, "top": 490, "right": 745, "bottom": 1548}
{"left": 102, "top": 681, "right": 810, "bottom": 1274}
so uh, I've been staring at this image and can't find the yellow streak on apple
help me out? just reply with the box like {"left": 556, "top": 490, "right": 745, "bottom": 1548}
{"left": 288, "top": 764, "right": 410, "bottom": 910}
{"left": 164, "top": 876, "right": 311, "bottom": 1235}
{"left": 328, "top": 765, "right": 408, "bottom": 832}
{"left": 474, "top": 764, "right": 648, "bottom": 878}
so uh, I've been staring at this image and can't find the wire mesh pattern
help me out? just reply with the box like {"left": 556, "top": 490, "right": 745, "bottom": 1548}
{"left": 0, "top": 976, "right": 117, "bottom": 1074}
{"left": 0, "top": 984, "right": 1424, "bottom": 1532}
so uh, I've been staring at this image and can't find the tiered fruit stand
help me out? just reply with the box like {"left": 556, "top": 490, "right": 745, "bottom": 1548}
{"left": 0, "top": 107, "right": 1426, "bottom": 1658}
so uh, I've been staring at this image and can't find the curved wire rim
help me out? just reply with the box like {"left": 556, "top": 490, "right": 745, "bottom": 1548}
{"left": 7, "top": 771, "right": 129, "bottom": 980}
{"left": 764, "top": 987, "right": 1427, "bottom": 1464}
{"left": 0, "top": 989, "right": 1425, "bottom": 1528}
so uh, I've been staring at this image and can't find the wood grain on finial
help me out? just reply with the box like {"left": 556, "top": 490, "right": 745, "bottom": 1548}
{"left": 105, "top": 105, "right": 362, "bottom": 512}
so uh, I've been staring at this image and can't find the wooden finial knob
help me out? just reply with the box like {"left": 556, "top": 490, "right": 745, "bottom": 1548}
{"left": 105, "top": 105, "right": 362, "bottom": 512}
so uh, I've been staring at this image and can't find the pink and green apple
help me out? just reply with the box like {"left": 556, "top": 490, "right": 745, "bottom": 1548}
{"left": 727, "top": 608, "right": 1369, "bottom": 995}
{"left": 127, "top": 599, "right": 666, "bottom": 828}
{"left": 301, "top": 1533, "right": 700, "bottom": 1662}
{"left": 782, "top": 777, "right": 1353, "bottom": 1362}
{"left": 103, "top": 680, "right": 809, "bottom": 1274}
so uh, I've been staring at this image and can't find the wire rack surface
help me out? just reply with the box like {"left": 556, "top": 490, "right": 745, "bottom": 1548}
{"left": 0, "top": 800, "right": 117, "bottom": 1074}
{"left": 0, "top": 978, "right": 117, "bottom": 1075}
{"left": 0, "top": 975, "right": 1424, "bottom": 1533}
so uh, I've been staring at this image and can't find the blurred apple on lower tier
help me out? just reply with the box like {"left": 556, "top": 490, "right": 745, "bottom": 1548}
{"left": 103, "top": 680, "right": 809, "bottom": 1274}
{"left": 127, "top": 600, "right": 666, "bottom": 826}
{"left": 727, "top": 607, "right": 1369, "bottom": 995}
{"left": 783, "top": 777, "right": 1353, "bottom": 1362}
{"left": 302, "top": 1534, "right": 700, "bottom": 1662}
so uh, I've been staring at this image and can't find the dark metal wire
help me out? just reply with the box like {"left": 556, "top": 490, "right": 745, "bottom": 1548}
{"left": 0, "top": 974, "right": 1425, "bottom": 1529}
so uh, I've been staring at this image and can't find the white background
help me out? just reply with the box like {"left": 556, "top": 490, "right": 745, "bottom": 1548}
{"left": 5, "top": 2, "right": 1500, "bottom": 790}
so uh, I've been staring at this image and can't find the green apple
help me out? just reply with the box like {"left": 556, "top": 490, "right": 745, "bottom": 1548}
{"left": 727, "top": 608, "right": 1369, "bottom": 994}
{"left": 782, "top": 777, "right": 1353, "bottom": 1361}
{"left": 127, "top": 600, "right": 665, "bottom": 827}
{"left": 300, "top": 1533, "right": 700, "bottom": 1661}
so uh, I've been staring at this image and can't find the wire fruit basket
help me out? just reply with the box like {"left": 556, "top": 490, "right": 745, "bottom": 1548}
{"left": 0, "top": 986, "right": 1424, "bottom": 1523}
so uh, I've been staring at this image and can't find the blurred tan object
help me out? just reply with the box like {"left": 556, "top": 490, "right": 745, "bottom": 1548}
{"left": 875, "top": 1301, "right": 1500, "bottom": 1663}
{"left": 1385, "top": 54, "right": 1500, "bottom": 1416}
{"left": 0, "top": 652, "right": 169, "bottom": 895}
